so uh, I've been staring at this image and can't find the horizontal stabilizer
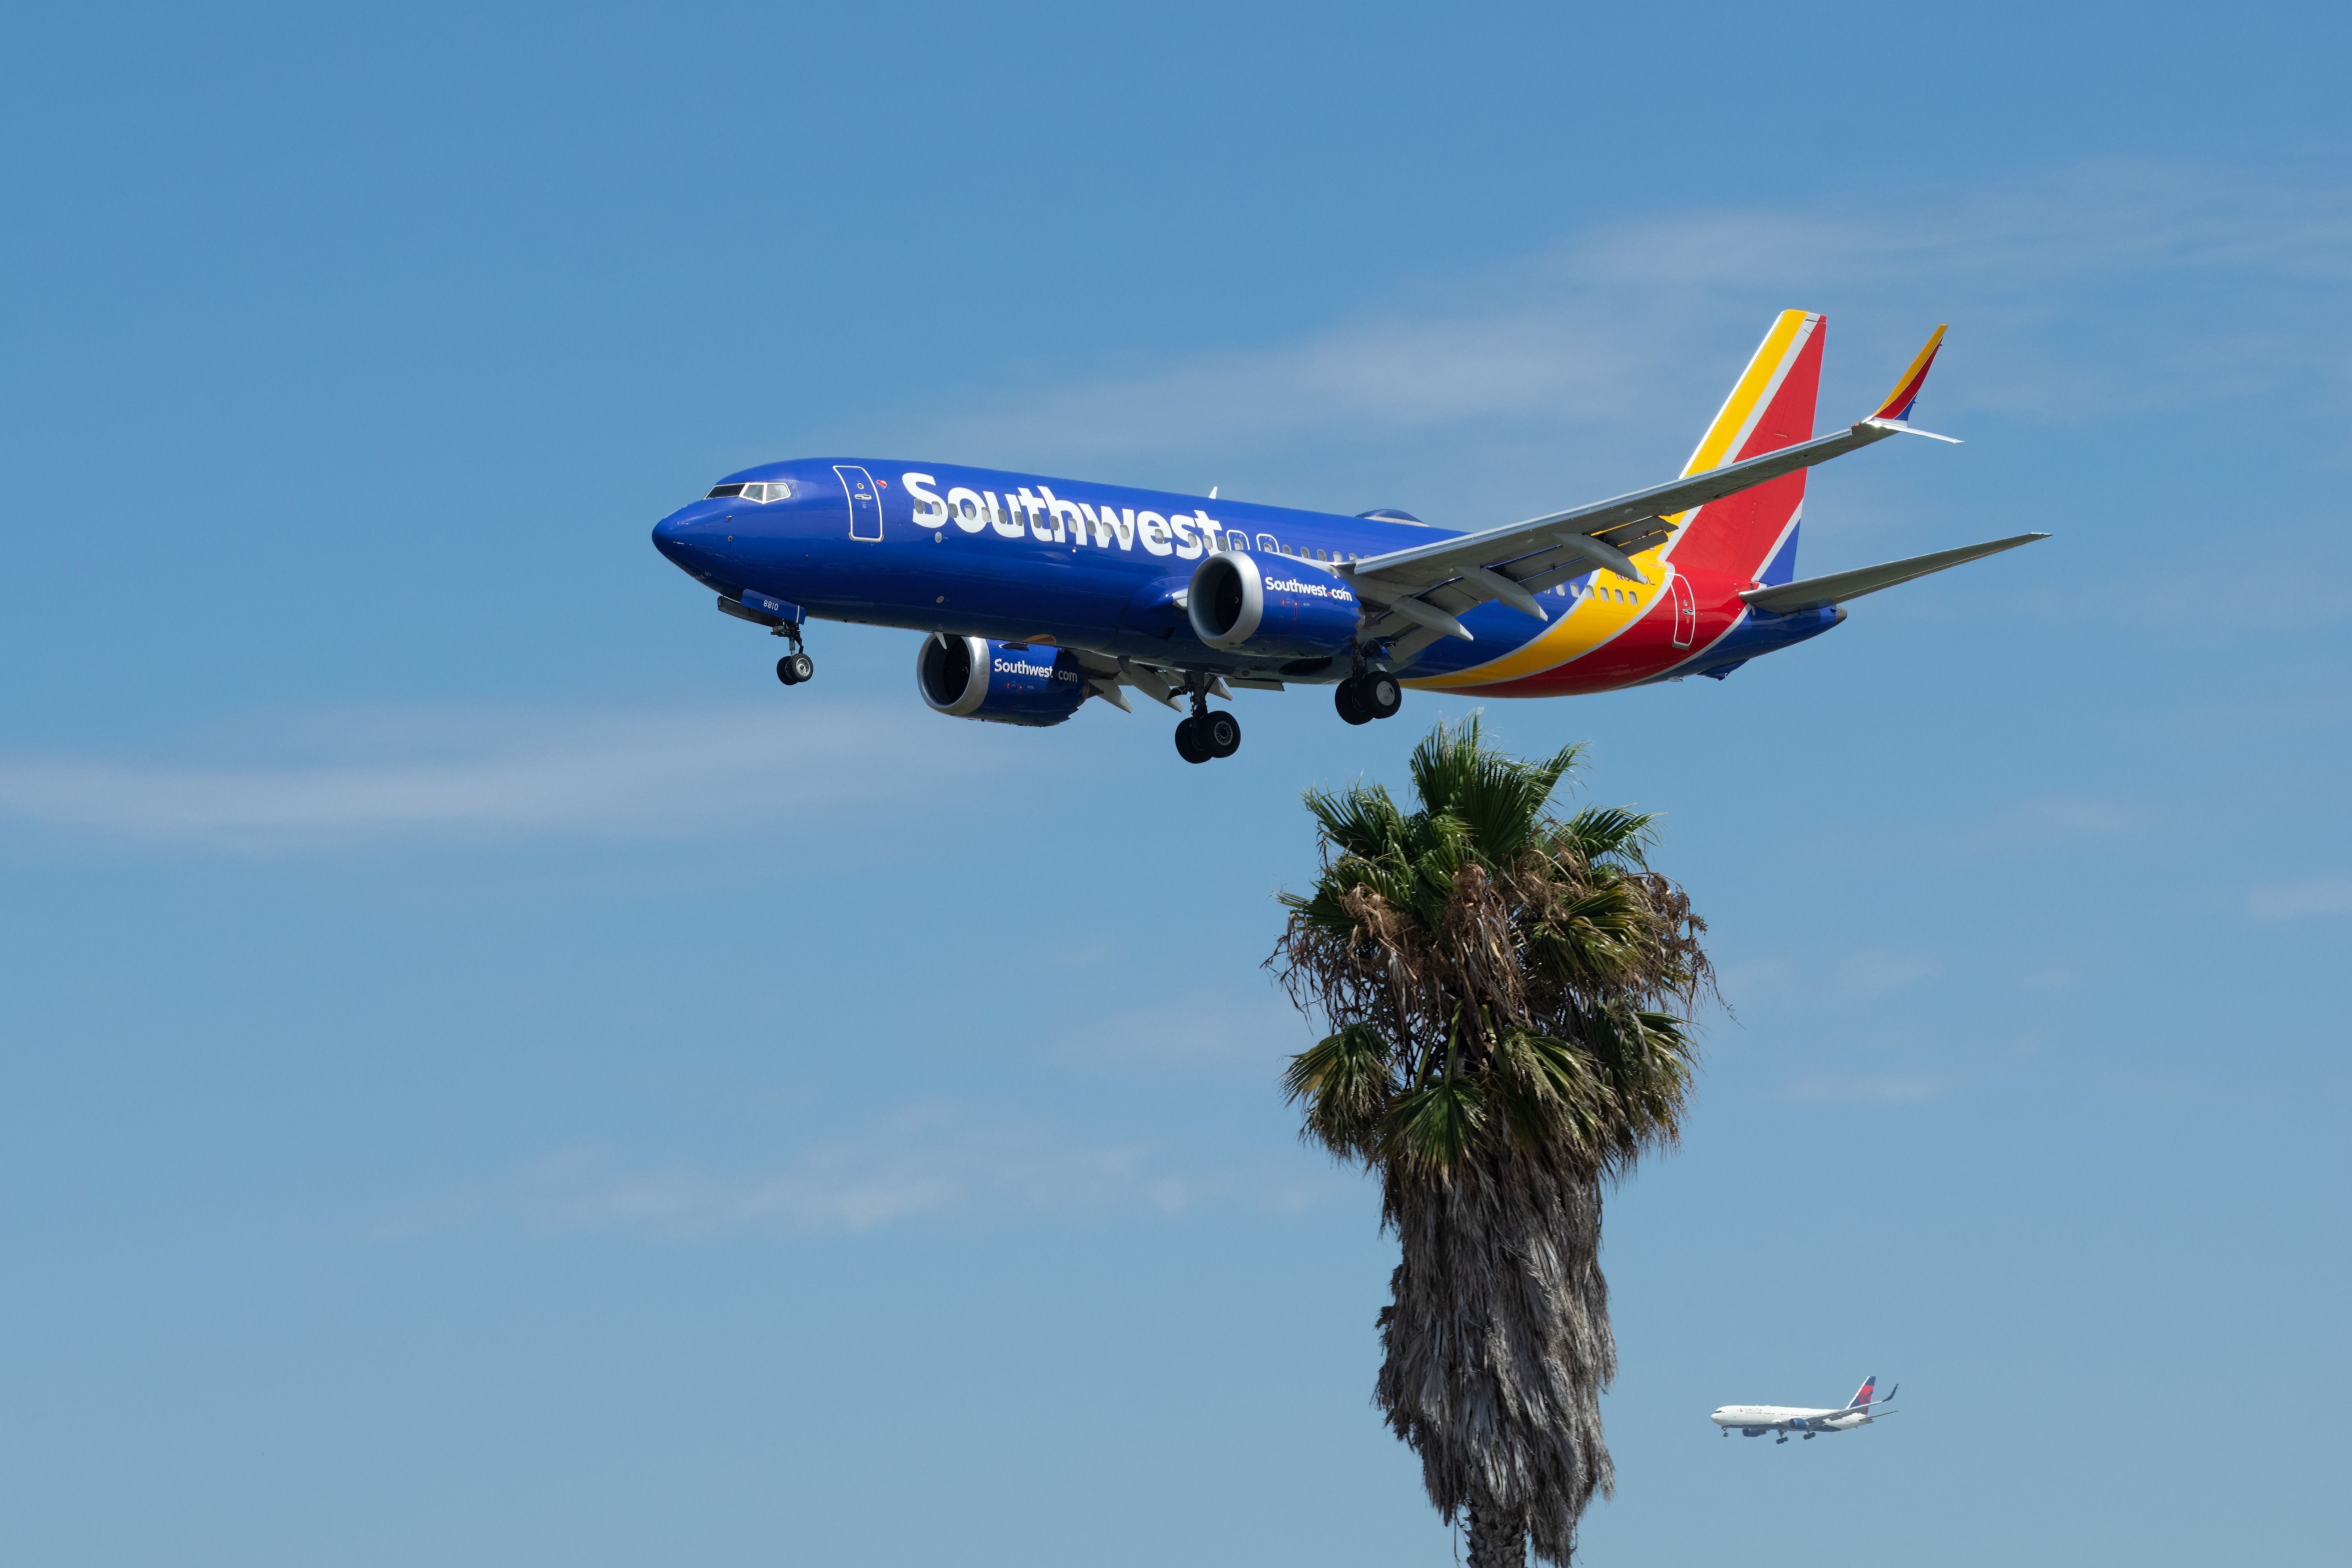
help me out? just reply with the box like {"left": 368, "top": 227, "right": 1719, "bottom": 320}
{"left": 1741, "top": 532, "right": 2048, "bottom": 613}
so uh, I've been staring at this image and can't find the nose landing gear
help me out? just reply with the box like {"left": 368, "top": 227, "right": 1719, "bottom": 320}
{"left": 772, "top": 622, "right": 814, "bottom": 686}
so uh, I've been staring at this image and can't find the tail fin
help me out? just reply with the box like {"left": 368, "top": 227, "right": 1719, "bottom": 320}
{"left": 1658, "top": 310, "right": 1824, "bottom": 587}
{"left": 1848, "top": 1376, "right": 1878, "bottom": 1409}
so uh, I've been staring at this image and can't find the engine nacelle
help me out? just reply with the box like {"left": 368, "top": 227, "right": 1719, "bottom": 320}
{"left": 1187, "top": 551, "right": 1361, "bottom": 659}
{"left": 916, "top": 634, "right": 1088, "bottom": 727}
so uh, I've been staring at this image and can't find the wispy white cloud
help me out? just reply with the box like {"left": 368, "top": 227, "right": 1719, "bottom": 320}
{"left": 1967, "top": 795, "right": 2155, "bottom": 846}
{"left": 1836, "top": 949, "right": 1941, "bottom": 997}
{"left": 2247, "top": 876, "right": 2352, "bottom": 921}
{"left": 938, "top": 303, "right": 1671, "bottom": 461}
{"left": 1060, "top": 992, "right": 1313, "bottom": 1073}
{"left": 0, "top": 704, "right": 996, "bottom": 848}
{"left": 1780, "top": 1073, "right": 1952, "bottom": 1104}
{"left": 939, "top": 161, "right": 2352, "bottom": 464}
{"left": 385, "top": 1105, "right": 1340, "bottom": 1241}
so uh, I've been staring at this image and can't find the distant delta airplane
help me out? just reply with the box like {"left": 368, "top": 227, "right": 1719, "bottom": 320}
{"left": 1712, "top": 1376, "right": 1899, "bottom": 1443}
{"left": 651, "top": 311, "right": 2046, "bottom": 763}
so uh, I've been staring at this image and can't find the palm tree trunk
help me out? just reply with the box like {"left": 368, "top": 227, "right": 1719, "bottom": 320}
{"left": 1466, "top": 1499, "right": 1528, "bottom": 1568}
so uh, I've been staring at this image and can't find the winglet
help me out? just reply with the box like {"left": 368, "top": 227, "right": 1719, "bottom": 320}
{"left": 1873, "top": 325, "right": 1946, "bottom": 423}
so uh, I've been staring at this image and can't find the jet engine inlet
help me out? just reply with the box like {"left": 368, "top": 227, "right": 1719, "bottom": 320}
{"left": 1186, "top": 551, "right": 1360, "bottom": 659}
{"left": 917, "top": 633, "right": 990, "bottom": 715}
{"left": 1189, "top": 553, "right": 1262, "bottom": 647}
{"left": 915, "top": 633, "right": 1088, "bottom": 727}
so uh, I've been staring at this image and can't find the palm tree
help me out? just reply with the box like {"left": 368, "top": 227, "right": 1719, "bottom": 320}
{"left": 1271, "top": 716, "right": 1713, "bottom": 1567}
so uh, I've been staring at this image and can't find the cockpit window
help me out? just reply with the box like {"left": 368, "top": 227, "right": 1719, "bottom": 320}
{"left": 706, "top": 483, "right": 746, "bottom": 499}
{"left": 706, "top": 481, "right": 792, "bottom": 502}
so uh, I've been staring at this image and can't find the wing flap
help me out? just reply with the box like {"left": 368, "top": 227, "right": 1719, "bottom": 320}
{"left": 1740, "top": 532, "right": 2048, "bottom": 613}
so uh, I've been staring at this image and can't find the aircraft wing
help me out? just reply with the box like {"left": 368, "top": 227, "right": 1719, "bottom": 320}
{"left": 1336, "top": 326, "right": 1958, "bottom": 662}
{"left": 1067, "top": 649, "right": 1259, "bottom": 711}
{"left": 1740, "top": 533, "right": 2047, "bottom": 613}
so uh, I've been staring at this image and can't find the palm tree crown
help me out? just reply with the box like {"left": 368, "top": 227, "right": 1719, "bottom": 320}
{"left": 1272, "top": 717, "right": 1713, "bottom": 1567}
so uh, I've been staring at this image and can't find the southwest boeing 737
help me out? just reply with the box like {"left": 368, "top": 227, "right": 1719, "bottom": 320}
{"left": 1712, "top": 1376, "right": 1899, "bottom": 1443}
{"left": 650, "top": 311, "right": 2044, "bottom": 761}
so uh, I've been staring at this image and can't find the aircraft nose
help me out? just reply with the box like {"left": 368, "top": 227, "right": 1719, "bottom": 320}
{"left": 652, "top": 504, "right": 730, "bottom": 574}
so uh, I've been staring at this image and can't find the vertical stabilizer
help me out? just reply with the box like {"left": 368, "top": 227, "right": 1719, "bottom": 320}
{"left": 1659, "top": 310, "right": 1824, "bottom": 586}
{"left": 1848, "top": 1376, "right": 1878, "bottom": 1409}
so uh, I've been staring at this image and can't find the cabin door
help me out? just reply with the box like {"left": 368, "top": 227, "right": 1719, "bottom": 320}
{"left": 1670, "top": 570, "right": 1696, "bottom": 647}
{"left": 837, "top": 465, "right": 883, "bottom": 541}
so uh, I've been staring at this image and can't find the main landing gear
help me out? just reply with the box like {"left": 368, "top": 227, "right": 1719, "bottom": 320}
{"left": 1174, "top": 686, "right": 1241, "bottom": 764}
{"left": 773, "top": 624, "right": 815, "bottom": 687}
{"left": 1335, "top": 670, "right": 1403, "bottom": 725}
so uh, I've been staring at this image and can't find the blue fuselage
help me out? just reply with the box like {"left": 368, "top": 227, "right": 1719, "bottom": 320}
{"left": 651, "top": 457, "right": 1541, "bottom": 680}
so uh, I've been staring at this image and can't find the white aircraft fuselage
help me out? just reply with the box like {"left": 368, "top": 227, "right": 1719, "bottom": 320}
{"left": 1712, "top": 1377, "right": 1895, "bottom": 1441}
{"left": 1711, "top": 1404, "right": 1878, "bottom": 1435}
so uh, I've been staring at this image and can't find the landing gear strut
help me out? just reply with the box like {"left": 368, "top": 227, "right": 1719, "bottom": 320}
{"left": 1336, "top": 670, "right": 1403, "bottom": 725}
{"left": 1174, "top": 684, "right": 1241, "bottom": 763}
{"left": 773, "top": 623, "right": 814, "bottom": 686}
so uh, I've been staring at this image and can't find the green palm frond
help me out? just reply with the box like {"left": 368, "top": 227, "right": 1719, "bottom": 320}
{"left": 1284, "top": 1022, "right": 1398, "bottom": 1157}
{"left": 1554, "top": 805, "right": 1657, "bottom": 869}
{"left": 1376, "top": 1071, "right": 1487, "bottom": 1177}
{"left": 1584, "top": 1003, "right": 1698, "bottom": 1170}
{"left": 1408, "top": 718, "right": 1583, "bottom": 869}
{"left": 1487, "top": 1028, "right": 1610, "bottom": 1161}
{"left": 1305, "top": 780, "right": 1411, "bottom": 862}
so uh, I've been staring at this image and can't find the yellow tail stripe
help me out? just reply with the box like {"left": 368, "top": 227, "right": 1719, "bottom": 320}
{"left": 1680, "top": 308, "right": 1815, "bottom": 479}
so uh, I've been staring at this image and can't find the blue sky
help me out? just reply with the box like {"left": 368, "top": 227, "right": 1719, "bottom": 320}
{"left": 1, "top": 4, "right": 2346, "bottom": 1563}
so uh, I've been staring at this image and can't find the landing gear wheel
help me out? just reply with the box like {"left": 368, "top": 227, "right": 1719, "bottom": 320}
{"left": 1337, "top": 673, "right": 1402, "bottom": 723}
{"left": 1203, "top": 710, "right": 1241, "bottom": 758}
{"left": 1173, "top": 716, "right": 1212, "bottom": 764}
{"left": 776, "top": 652, "right": 814, "bottom": 685}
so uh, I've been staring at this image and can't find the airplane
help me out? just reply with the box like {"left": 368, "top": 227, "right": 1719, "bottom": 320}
{"left": 1711, "top": 1375, "right": 1899, "bottom": 1443}
{"left": 650, "top": 310, "right": 2046, "bottom": 762}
